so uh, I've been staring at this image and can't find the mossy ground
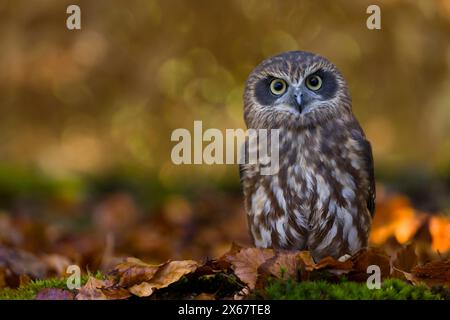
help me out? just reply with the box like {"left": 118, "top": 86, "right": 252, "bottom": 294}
{"left": 0, "top": 278, "right": 72, "bottom": 300}
{"left": 1, "top": 273, "right": 447, "bottom": 300}
{"left": 263, "top": 278, "right": 446, "bottom": 300}
{"left": 0, "top": 272, "right": 103, "bottom": 300}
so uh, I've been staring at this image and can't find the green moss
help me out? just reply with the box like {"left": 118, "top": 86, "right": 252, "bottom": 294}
{"left": 0, "top": 272, "right": 104, "bottom": 300}
{"left": 263, "top": 279, "right": 444, "bottom": 300}
{"left": 0, "top": 278, "right": 69, "bottom": 300}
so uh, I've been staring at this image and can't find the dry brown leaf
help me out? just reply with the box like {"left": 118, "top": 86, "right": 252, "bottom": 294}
{"left": 314, "top": 256, "right": 353, "bottom": 273}
{"left": 297, "top": 251, "right": 316, "bottom": 273}
{"left": 19, "top": 274, "right": 31, "bottom": 287}
{"left": 255, "top": 251, "right": 299, "bottom": 290}
{"left": 102, "top": 286, "right": 132, "bottom": 300}
{"left": 226, "top": 248, "right": 275, "bottom": 289}
{"left": 111, "top": 257, "right": 163, "bottom": 287}
{"left": 391, "top": 243, "right": 419, "bottom": 279}
{"left": 0, "top": 267, "right": 6, "bottom": 289}
{"left": 35, "top": 288, "right": 74, "bottom": 300}
{"left": 41, "top": 254, "right": 72, "bottom": 277}
{"left": 129, "top": 260, "right": 199, "bottom": 297}
{"left": 129, "top": 281, "right": 154, "bottom": 297}
{"left": 295, "top": 251, "right": 354, "bottom": 280}
{"left": 221, "top": 242, "right": 244, "bottom": 259}
{"left": 258, "top": 251, "right": 299, "bottom": 280}
{"left": 408, "top": 260, "right": 450, "bottom": 287}
{"left": 429, "top": 216, "right": 450, "bottom": 253}
{"left": 194, "top": 293, "right": 216, "bottom": 300}
{"left": 195, "top": 258, "right": 231, "bottom": 276}
{"left": 349, "top": 247, "right": 391, "bottom": 282}
{"left": 0, "top": 246, "right": 48, "bottom": 280}
{"left": 76, "top": 276, "right": 109, "bottom": 300}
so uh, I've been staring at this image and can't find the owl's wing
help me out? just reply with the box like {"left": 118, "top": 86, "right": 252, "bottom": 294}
{"left": 238, "top": 137, "right": 249, "bottom": 185}
{"left": 351, "top": 121, "right": 376, "bottom": 217}
{"left": 362, "top": 139, "right": 376, "bottom": 217}
{"left": 239, "top": 163, "right": 247, "bottom": 184}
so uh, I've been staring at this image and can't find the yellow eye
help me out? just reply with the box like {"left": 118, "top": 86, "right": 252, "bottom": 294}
{"left": 269, "top": 78, "right": 287, "bottom": 95}
{"left": 305, "top": 75, "right": 322, "bottom": 91}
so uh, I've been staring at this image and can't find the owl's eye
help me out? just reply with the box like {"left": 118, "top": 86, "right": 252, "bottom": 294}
{"left": 305, "top": 75, "right": 322, "bottom": 91}
{"left": 269, "top": 78, "right": 287, "bottom": 96}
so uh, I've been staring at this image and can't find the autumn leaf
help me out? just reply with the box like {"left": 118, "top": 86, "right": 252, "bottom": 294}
{"left": 391, "top": 243, "right": 419, "bottom": 279}
{"left": 101, "top": 286, "right": 133, "bottom": 300}
{"left": 0, "top": 268, "right": 6, "bottom": 289}
{"left": 0, "top": 246, "right": 48, "bottom": 281}
{"left": 220, "top": 242, "right": 244, "bottom": 260}
{"left": 75, "top": 275, "right": 130, "bottom": 300}
{"left": 76, "top": 276, "right": 110, "bottom": 300}
{"left": 296, "top": 251, "right": 316, "bottom": 272}
{"left": 194, "top": 258, "right": 231, "bottom": 277}
{"left": 226, "top": 248, "right": 275, "bottom": 289}
{"left": 405, "top": 260, "right": 450, "bottom": 288}
{"left": 19, "top": 274, "right": 31, "bottom": 287}
{"left": 41, "top": 254, "right": 72, "bottom": 277}
{"left": 258, "top": 251, "right": 299, "bottom": 280}
{"left": 110, "top": 257, "right": 163, "bottom": 287}
{"left": 255, "top": 251, "right": 299, "bottom": 289}
{"left": 314, "top": 256, "right": 353, "bottom": 274}
{"left": 194, "top": 293, "right": 216, "bottom": 300}
{"left": 35, "top": 288, "right": 74, "bottom": 300}
{"left": 349, "top": 247, "right": 391, "bottom": 282}
{"left": 129, "top": 260, "right": 199, "bottom": 297}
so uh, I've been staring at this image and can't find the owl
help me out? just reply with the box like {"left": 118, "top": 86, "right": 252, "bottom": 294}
{"left": 240, "top": 51, "right": 375, "bottom": 262}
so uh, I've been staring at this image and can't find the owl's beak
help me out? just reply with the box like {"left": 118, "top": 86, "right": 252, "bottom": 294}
{"left": 293, "top": 91, "right": 303, "bottom": 112}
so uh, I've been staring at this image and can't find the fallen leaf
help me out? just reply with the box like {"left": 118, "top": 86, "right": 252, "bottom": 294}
{"left": 129, "top": 281, "right": 154, "bottom": 297}
{"left": 258, "top": 251, "right": 299, "bottom": 280}
{"left": 101, "top": 286, "right": 132, "bottom": 300}
{"left": 194, "top": 258, "right": 231, "bottom": 276}
{"left": 76, "top": 277, "right": 109, "bottom": 300}
{"left": 256, "top": 251, "right": 299, "bottom": 289}
{"left": 19, "top": 274, "right": 31, "bottom": 287}
{"left": 93, "top": 193, "right": 139, "bottom": 235}
{"left": 349, "top": 247, "right": 391, "bottom": 282}
{"left": 226, "top": 248, "right": 275, "bottom": 289}
{"left": 195, "top": 293, "right": 216, "bottom": 300}
{"left": 75, "top": 271, "right": 132, "bottom": 300}
{"left": 0, "top": 268, "right": 6, "bottom": 289}
{"left": 429, "top": 216, "right": 450, "bottom": 252}
{"left": 314, "top": 256, "right": 353, "bottom": 274}
{"left": 221, "top": 242, "right": 244, "bottom": 259}
{"left": 35, "top": 288, "right": 74, "bottom": 300}
{"left": 41, "top": 254, "right": 72, "bottom": 277}
{"left": 297, "top": 251, "right": 316, "bottom": 273}
{"left": 0, "top": 246, "right": 48, "bottom": 281}
{"left": 391, "top": 243, "right": 418, "bottom": 279}
{"left": 129, "top": 260, "right": 199, "bottom": 297}
{"left": 111, "top": 257, "right": 163, "bottom": 287}
{"left": 408, "top": 260, "right": 450, "bottom": 287}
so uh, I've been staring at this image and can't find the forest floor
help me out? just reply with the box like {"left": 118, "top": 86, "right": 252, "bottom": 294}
{"left": 0, "top": 170, "right": 449, "bottom": 300}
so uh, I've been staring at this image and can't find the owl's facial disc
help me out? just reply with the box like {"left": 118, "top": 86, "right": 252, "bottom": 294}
{"left": 253, "top": 69, "right": 338, "bottom": 116}
{"left": 293, "top": 70, "right": 341, "bottom": 115}
{"left": 278, "top": 82, "right": 323, "bottom": 114}
{"left": 292, "top": 85, "right": 321, "bottom": 114}
{"left": 244, "top": 51, "right": 352, "bottom": 129}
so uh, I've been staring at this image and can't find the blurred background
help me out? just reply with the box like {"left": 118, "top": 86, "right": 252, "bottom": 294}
{"left": 0, "top": 0, "right": 449, "bottom": 278}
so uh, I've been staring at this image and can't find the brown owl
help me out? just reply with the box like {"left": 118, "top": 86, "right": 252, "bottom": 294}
{"left": 240, "top": 51, "right": 375, "bottom": 261}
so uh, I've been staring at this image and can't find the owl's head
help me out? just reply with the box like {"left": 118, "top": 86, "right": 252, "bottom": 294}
{"left": 243, "top": 51, "right": 351, "bottom": 129}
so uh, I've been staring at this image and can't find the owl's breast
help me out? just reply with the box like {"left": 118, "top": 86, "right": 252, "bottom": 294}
{"left": 243, "top": 124, "right": 372, "bottom": 258}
